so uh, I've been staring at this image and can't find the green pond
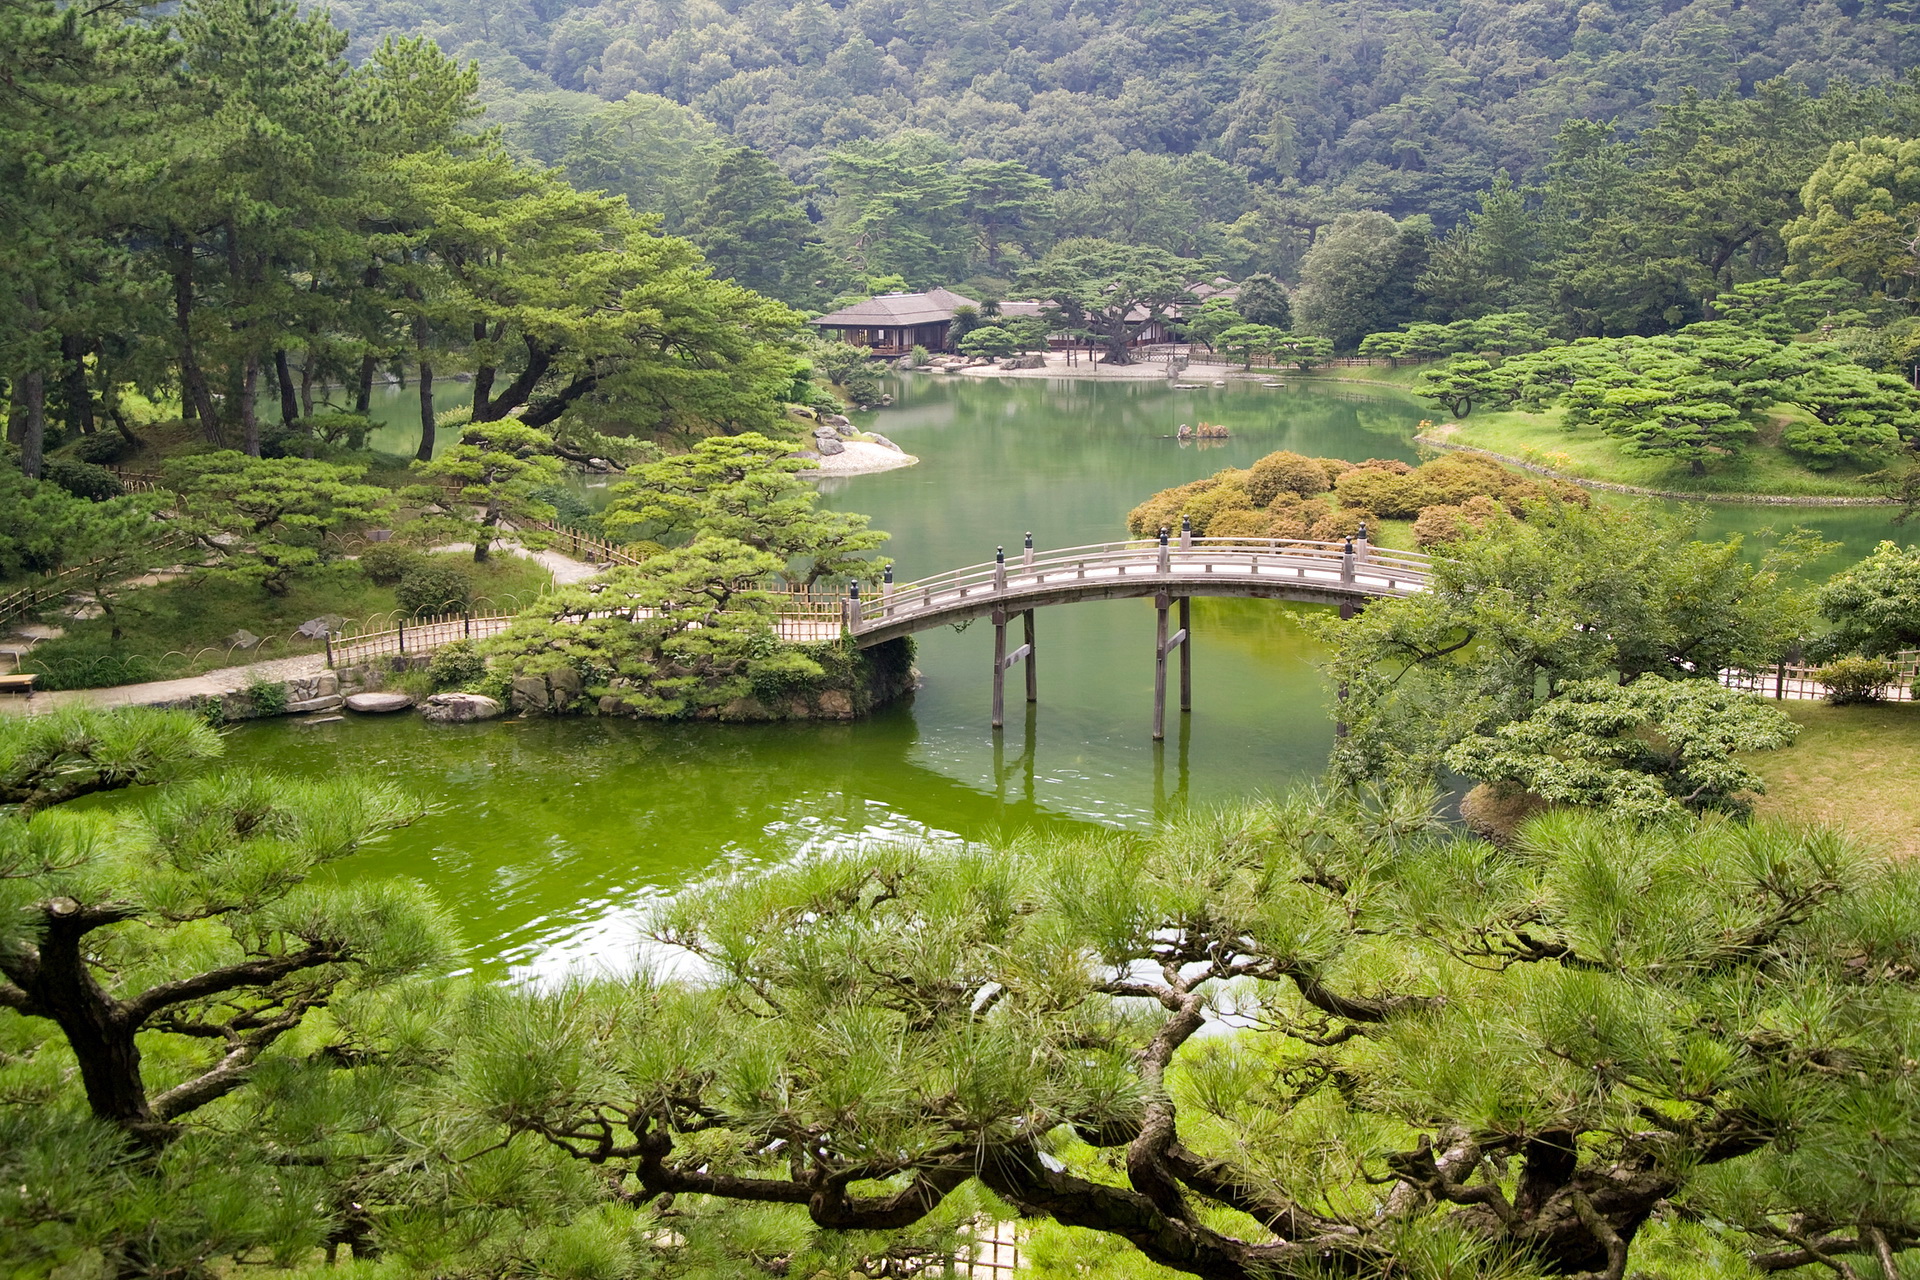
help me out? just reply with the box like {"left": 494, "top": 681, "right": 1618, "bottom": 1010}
{"left": 229, "top": 374, "right": 1917, "bottom": 979}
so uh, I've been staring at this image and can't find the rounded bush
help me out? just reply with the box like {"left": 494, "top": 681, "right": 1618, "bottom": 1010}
{"left": 1206, "top": 509, "right": 1272, "bottom": 541}
{"left": 71, "top": 433, "right": 133, "bottom": 464}
{"left": 428, "top": 639, "right": 488, "bottom": 690}
{"left": 360, "top": 543, "right": 422, "bottom": 586}
{"left": 395, "top": 560, "right": 473, "bottom": 617}
{"left": 1334, "top": 467, "right": 1423, "bottom": 518}
{"left": 1245, "top": 451, "right": 1330, "bottom": 504}
{"left": 1816, "top": 655, "right": 1900, "bottom": 705}
{"left": 43, "top": 458, "right": 123, "bottom": 502}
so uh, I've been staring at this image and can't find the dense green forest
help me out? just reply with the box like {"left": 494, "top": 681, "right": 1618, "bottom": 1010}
{"left": 299, "top": 0, "right": 1920, "bottom": 288}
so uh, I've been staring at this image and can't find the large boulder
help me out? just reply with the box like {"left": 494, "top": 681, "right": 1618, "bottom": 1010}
{"left": 1000, "top": 353, "right": 1046, "bottom": 370}
{"left": 296, "top": 614, "right": 346, "bottom": 639}
{"left": 509, "top": 674, "right": 551, "bottom": 712}
{"left": 813, "top": 433, "right": 846, "bottom": 456}
{"left": 346, "top": 691, "right": 414, "bottom": 713}
{"left": 867, "top": 433, "right": 903, "bottom": 452}
{"left": 284, "top": 695, "right": 345, "bottom": 714}
{"left": 419, "top": 692, "right": 502, "bottom": 724}
{"left": 822, "top": 413, "right": 852, "bottom": 428}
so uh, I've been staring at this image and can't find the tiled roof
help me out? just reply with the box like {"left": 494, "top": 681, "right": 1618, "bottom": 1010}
{"left": 811, "top": 287, "right": 979, "bottom": 327}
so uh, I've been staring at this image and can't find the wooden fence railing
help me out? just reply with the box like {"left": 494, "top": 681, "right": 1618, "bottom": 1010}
{"left": 1721, "top": 649, "right": 1920, "bottom": 703}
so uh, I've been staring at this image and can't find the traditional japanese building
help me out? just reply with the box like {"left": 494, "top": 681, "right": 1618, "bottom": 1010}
{"left": 809, "top": 288, "right": 978, "bottom": 353}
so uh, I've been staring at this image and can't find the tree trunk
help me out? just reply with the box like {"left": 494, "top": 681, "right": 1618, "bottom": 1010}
{"left": 274, "top": 349, "right": 299, "bottom": 425}
{"left": 18, "top": 368, "right": 46, "bottom": 480}
{"left": 21, "top": 908, "right": 157, "bottom": 1138}
{"left": 299, "top": 349, "right": 315, "bottom": 418}
{"left": 355, "top": 353, "right": 376, "bottom": 415}
{"left": 416, "top": 359, "right": 435, "bottom": 462}
{"left": 170, "top": 235, "right": 221, "bottom": 442}
{"left": 61, "top": 332, "right": 96, "bottom": 435}
{"left": 472, "top": 319, "right": 494, "bottom": 420}
{"left": 241, "top": 351, "right": 261, "bottom": 457}
{"left": 1690, "top": 457, "right": 1706, "bottom": 476}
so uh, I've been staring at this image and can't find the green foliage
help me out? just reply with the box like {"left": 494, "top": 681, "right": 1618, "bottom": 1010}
{"left": 1815, "top": 539, "right": 1920, "bottom": 657}
{"left": 0, "top": 706, "right": 222, "bottom": 815}
{"left": 166, "top": 452, "right": 394, "bottom": 595}
{"left": 484, "top": 536, "right": 823, "bottom": 716}
{"left": 243, "top": 675, "right": 289, "bottom": 716}
{"left": 395, "top": 558, "right": 473, "bottom": 616}
{"left": 1234, "top": 273, "right": 1292, "bottom": 329}
{"left": 1018, "top": 238, "right": 1197, "bottom": 365}
{"left": 436, "top": 795, "right": 1920, "bottom": 1280}
{"left": 427, "top": 638, "right": 486, "bottom": 689}
{"left": 357, "top": 541, "right": 421, "bottom": 586}
{"left": 1814, "top": 655, "right": 1902, "bottom": 705}
{"left": 1322, "top": 502, "right": 1827, "bottom": 787}
{"left": 603, "top": 432, "right": 888, "bottom": 587}
{"left": 41, "top": 458, "right": 122, "bottom": 502}
{"left": 1294, "top": 212, "right": 1432, "bottom": 350}
{"left": 410, "top": 421, "right": 564, "bottom": 562}
{"left": 1445, "top": 676, "right": 1797, "bottom": 819}
{"left": 958, "top": 324, "right": 1020, "bottom": 360}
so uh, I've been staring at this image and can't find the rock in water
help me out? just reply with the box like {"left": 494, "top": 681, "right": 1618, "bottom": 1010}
{"left": 419, "top": 692, "right": 503, "bottom": 723}
{"left": 346, "top": 692, "right": 414, "bottom": 713}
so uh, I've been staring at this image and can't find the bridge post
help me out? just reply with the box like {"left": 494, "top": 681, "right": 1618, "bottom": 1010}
{"left": 1178, "top": 596, "right": 1191, "bottom": 713}
{"left": 994, "top": 546, "right": 1007, "bottom": 593}
{"left": 1023, "top": 531, "right": 1034, "bottom": 568}
{"left": 1153, "top": 593, "right": 1169, "bottom": 741}
{"left": 1341, "top": 537, "right": 1356, "bottom": 585}
{"left": 1024, "top": 609, "right": 1037, "bottom": 703}
{"left": 845, "top": 581, "right": 861, "bottom": 636}
{"left": 1355, "top": 519, "right": 1370, "bottom": 561}
{"left": 882, "top": 564, "right": 894, "bottom": 617}
{"left": 1157, "top": 526, "right": 1170, "bottom": 575}
{"left": 991, "top": 606, "right": 1008, "bottom": 729}
{"left": 1180, "top": 514, "right": 1193, "bottom": 550}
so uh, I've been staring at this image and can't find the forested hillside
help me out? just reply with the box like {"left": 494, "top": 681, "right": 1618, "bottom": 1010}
{"left": 323, "top": 0, "right": 1920, "bottom": 217}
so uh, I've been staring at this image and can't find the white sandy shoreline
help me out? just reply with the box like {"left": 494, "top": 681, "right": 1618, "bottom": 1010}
{"left": 801, "top": 439, "right": 920, "bottom": 476}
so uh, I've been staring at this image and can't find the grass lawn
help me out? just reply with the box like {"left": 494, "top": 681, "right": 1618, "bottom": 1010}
{"left": 1436, "top": 405, "right": 1890, "bottom": 498}
{"left": 1751, "top": 701, "right": 1920, "bottom": 857}
{"left": 21, "top": 552, "right": 555, "bottom": 688}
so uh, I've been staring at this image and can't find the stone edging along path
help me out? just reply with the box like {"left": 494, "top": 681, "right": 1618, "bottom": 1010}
{"left": 1415, "top": 432, "right": 1902, "bottom": 507}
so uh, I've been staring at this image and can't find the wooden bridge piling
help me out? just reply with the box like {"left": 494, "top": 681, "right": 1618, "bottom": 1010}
{"left": 1152, "top": 591, "right": 1191, "bottom": 741}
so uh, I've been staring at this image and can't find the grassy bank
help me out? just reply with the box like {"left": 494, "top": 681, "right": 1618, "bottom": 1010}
{"left": 22, "top": 553, "right": 554, "bottom": 688}
{"left": 1752, "top": 701, "right": 1920, "bottom": 856}
{"left": 1436, "top": 405, "right": 1891, "bottom": 499}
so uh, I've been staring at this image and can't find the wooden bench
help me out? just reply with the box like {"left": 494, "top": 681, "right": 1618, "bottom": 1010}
{"left": 0, "top": 673, "right": 39, "bottom": 697}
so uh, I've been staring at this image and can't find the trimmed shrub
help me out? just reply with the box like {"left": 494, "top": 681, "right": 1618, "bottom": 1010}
{"left": 428, "top": 639, "right": 487, "bottom": 690}
{"left": 71, "top": 433, "right": 133, "bottom": 464}
{"left": 1356, "top": 457, "right": 1414, "bottom": 474}
{"left": 1816, "top": 655, "right": 1900, "bottom": 705}
{"left": 1333, "top": 467, "right": 1424, "bottom": 518}
{"left": 1206, "top": 509, "right": 1273, "bottom": 541}
{"left": 1245, "top": 450, "right": 1330, "bottom": 504}
{"left": 1128, "top": 478, "right": 1217, "bottom": 537}
{"left": 395, "top": 560, "right": 473, "bottom": 617}
{"left": 1413, "top": 495, "right": 1508, "bottom": 548}
{"left": 360, "top": 543, "right": 422, "bottom": 586}
{"left": 1316, "top": 457, "right": 1356, "bottom": 484}
{"left": 1180, "top": 483, "right": 1255, "bottom": 535}
{"left": 43, "top": 458, "right": 123, "bottom": 502}
{"left": 1310, "top": 507, "right": 1375, "bottom": 541}
{"left": 1414, "top": 454, "right": 1521, "bottom": 504}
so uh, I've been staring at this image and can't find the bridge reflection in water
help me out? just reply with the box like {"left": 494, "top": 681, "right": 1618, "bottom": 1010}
{"left": 847, "top": 526, "right": 1432, "bottom": 739}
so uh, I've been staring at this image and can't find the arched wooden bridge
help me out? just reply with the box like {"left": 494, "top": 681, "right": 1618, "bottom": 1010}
{"left": 844, "top": 532, "right": 1432, "bottom": 738}
{"left": 326, "top": 532, "right": 1431, "bottom": 740}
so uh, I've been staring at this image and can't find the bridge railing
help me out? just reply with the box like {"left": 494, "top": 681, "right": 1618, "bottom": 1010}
{"left": 853, "top": 537, "right": 1433, "bottom": 627}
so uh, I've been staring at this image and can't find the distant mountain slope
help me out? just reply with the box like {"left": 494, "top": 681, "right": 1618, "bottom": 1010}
{"left": 318, "top": 0, "right": 1920, "bottom": 215}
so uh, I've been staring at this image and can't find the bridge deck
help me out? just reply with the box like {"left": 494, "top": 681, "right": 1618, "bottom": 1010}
{"left": 849, "top": 538, "right": 1430, "bottom": 645}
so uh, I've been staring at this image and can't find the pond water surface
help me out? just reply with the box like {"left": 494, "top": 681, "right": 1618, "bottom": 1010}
{"left": 229, "top": 374, "right": 1917, "bottom": 978}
